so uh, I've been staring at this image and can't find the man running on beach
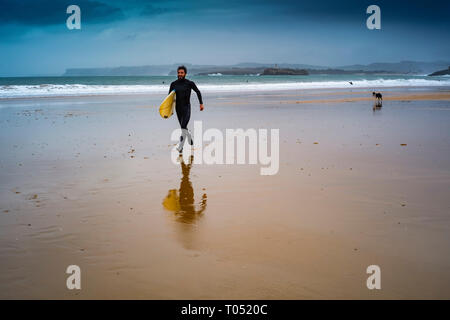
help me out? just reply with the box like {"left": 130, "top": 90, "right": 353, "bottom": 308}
{"left": 169, "top": 65, "right": 204, "bottom": 153}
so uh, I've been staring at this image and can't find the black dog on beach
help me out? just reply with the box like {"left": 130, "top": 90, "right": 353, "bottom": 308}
{"left": 372, "top": 91, "right": 383, "bottom": 102}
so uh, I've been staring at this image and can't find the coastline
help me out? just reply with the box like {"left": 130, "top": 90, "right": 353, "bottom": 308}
{"left": 1, "top": 85, "right": 449, "bottom": 103}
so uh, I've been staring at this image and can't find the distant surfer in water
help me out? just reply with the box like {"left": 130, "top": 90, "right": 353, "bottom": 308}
{"left": 169, "top": 65, "right": 204, "bottom": 153}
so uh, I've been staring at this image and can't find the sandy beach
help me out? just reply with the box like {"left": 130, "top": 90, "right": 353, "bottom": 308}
{"left": 1, "top": 86, "right": 450, "bottom": 299}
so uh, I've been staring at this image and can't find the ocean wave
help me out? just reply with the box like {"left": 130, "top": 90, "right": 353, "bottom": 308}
{"left": 0, "top": 78, "right": 449, "bottom": 99}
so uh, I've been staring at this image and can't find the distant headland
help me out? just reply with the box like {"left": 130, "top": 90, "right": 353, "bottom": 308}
{"left": 428, "top": 66, "right": 450, "bottom": 76}
{"left": 63, "top": 60, "right": 450, "bottom": 77}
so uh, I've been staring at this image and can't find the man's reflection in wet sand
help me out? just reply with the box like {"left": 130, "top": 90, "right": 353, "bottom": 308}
{"left": 162, "top": 156, "right": 207, "bottom": 249}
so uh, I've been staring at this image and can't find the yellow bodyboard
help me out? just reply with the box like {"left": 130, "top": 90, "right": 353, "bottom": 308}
{"left": 159, "top": 90, "right": 176, "bottom": 119}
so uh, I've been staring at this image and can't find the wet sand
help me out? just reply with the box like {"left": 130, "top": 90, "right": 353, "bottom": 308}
{"left": 1, "top": 87, "right": 450, "bottom": 299}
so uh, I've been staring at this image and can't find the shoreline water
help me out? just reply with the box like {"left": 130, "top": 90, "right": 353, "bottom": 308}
{"left": 0, "top": 86, "right": 449, "bottom": 103}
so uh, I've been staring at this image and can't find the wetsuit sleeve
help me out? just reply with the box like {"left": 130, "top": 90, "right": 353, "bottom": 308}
{"left": 169, "top": 82, "right": 174, "bottom": 94}
{"left": 191, "top": 81, "right": 203, "bottom": 105}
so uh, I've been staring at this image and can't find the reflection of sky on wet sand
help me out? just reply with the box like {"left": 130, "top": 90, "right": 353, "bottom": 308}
{"left": 163, "top": 156, "right": 207, "bottom": 249}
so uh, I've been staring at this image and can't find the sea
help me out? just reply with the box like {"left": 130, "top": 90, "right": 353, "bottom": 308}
{"left": 0, "top": 74, "right": 449, "bottom": 99}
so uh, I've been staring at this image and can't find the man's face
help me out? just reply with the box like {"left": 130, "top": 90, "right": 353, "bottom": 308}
{"left": 177, "top": 69, "right": 186, "bottom": 79}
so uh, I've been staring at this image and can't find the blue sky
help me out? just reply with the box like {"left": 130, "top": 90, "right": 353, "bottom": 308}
{"left": 0, "top": 0, "right": 449, "bottom": 76}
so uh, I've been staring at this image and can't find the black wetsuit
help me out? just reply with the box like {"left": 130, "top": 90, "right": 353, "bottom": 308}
{"left": 169, "top": 78, "right": 203, "bottom": 129}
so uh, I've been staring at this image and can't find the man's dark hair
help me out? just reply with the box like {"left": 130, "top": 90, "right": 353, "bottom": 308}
{"left": 177, "top": 65, "right": 187, "bottom": 73}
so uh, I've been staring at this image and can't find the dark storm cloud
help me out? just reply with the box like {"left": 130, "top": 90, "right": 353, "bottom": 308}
{"left": 121, "top": 0, "right": 450, "bottom": 24}
{"left": 2, "top": 0, "right": 449, "bottom": 27}
{"left": 275, "top": 0, "right": 450, "bottom": 26}
{"left": 0, "top": 0, "right": 124, "bottom": 26}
